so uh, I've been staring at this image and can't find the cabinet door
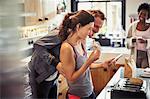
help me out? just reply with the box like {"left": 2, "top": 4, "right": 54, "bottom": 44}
{"left": 90, "top": 64, "right": 121, "bottom": 95}
{"left": 91, "top": 68, "right": 110, "bottom": 95}
{"left": 24, "top": 0, "right": 42, "bottom": 26}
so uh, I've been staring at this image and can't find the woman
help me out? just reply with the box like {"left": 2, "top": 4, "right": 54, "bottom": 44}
{"left": 126, "top": 3, "right": 150, "bottom": 68}
{"left": 59, "top": 10, "right": 114, "bottom": 99}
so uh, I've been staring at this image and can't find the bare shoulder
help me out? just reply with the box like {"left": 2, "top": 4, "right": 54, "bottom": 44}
{"left": 61, "top": 42, "right": 72, "bottom": 51}
{"left": 60, "top": 42, "right": 76, "bottom": 67}
{"left": 61, "top": 42, "right": 74, "bottom": 56}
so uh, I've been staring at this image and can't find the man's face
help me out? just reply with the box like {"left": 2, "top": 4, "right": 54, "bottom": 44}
{"left": 92, "top": 17, "right": 104, "bottom": 33}
{"left": 88, "top": 16, "right": 104, "bottom": 38}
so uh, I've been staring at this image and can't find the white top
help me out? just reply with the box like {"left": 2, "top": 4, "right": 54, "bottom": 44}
{"left": 135, "top": 27, "right": 150, "bottom": 51}
{"left": 86, "top": 36, "right": 95, "bottom": 50}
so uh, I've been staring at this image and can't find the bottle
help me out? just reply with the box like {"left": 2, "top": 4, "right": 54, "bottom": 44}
{"left": 124, "top": 55, "right": 137, "bottom": 78}
{"left": 129, "top": 57, "right": 137, "bottom": 78}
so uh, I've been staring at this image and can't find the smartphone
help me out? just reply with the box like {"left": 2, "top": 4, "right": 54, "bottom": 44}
{"left": 112, "top": 54, "right": 123, "bottom": 62}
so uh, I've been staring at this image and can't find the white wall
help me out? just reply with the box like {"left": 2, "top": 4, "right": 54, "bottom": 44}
{"left": 126, "top": 0, "right": 150, "bottom": 30}
{"left": 43, "top": 0, "right": 57, "bottom": 16}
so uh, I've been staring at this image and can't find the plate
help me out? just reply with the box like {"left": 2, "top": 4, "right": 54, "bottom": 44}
{"left": 140, "top": 73, "right": 150, "bottom": 78}
{"left": 144, "top": 68, "right": 150, "bottom": 73}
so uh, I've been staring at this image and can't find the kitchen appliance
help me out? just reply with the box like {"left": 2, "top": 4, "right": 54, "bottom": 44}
{"left": 110, "top": 78, "right": 147, "bottom": 99}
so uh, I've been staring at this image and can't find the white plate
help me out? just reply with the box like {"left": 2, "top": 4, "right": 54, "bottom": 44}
{"left": 140, "top": 73, "right": 150, "bottom": 78}
{"left": 144, "top": 68, "right": 150, "bottom": 73}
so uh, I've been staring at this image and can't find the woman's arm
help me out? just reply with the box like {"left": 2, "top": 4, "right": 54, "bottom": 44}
{"left": 90, "top": 58, "right": 115, "bottom": 69}
{"left": 145, "top": 24, "right": 150, "bottom": 49}
{"left": 60, "top": 42, "right": 99, "bottom": 82}
{"left": 126, "top": 22, "right": 138, "bottom": 49}
{"left": 126, "top": 25, "right": 135, "bottom": 49}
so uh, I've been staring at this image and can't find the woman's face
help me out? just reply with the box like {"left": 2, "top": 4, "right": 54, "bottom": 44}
{"left": 77, "top": 22, "right": 94, "bottom": 39}
{"left": 138, "top": 9, "right": 149, "bottom": 21}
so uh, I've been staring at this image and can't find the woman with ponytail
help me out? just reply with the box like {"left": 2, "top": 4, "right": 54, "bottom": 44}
{"left": 59, "top": 10, "right": 114, "bottom": 99}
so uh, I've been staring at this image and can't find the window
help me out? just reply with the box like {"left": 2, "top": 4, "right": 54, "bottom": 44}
{"left": 78, "top": 1, "right": 122, "bottom": 36}
{"left": 75, "top": 0, "right": 126, "bottom": 47}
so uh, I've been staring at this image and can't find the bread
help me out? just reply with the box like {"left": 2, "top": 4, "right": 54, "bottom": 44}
{"left": 129, "top": 78, "right": 143, "bottom": 85}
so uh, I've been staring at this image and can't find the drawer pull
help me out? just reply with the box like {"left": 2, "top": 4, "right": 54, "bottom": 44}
{"left": 58, "top": 93, "right": 62, "bottom": 96}
{"left": 58, "top": 80, "right": 62, "bottom": 83}
{"left": 104, "top": 68, "right": 107, "bottom": 71}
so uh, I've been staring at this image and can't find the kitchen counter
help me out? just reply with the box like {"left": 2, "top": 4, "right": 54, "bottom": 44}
{"left": 96, "top": 67, "right": 150, "bottom": 99}
{"left": 21, "top": 47, "right": 130, "bottom": 68}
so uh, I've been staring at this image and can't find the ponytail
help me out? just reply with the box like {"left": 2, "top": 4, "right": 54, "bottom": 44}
{"left": 59, "top": 10, "right": 94, "bottom": 41}
{"left": 59, "top": 12, "right": 77, "bottom": 41}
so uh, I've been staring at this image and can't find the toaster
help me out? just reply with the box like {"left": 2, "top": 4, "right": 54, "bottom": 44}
{"left": 110, "top": 78, "right": 147, "bottom": 99}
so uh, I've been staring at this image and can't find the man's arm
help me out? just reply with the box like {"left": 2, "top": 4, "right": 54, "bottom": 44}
{"left": 34, "top": 44, "right": 59, "bottom": 67}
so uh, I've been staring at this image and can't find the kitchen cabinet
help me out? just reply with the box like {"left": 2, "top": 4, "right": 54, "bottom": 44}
{"left": 24, "top": 0, "right": 70, "bottom": 26}
{"left": 24, "top": 0, "right": 57, "bottom": 26}
{"left": 90, "top": 64, "right": 121, "bottom": 96}
{"left": 58, "top": 75, "right": 68, "bottom": 99}
{"left": 24, "top": 0, "right": 43, "bottom": 26}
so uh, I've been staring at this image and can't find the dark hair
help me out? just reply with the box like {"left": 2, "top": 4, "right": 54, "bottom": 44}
{"left": 138, "top": 3, "right": 150, "bottom": 18}
{"left": 89, "top": 10, "right": 106, "bottom": 20}
{"left": 59, "top": 10, "right": 94, "bottom": 41}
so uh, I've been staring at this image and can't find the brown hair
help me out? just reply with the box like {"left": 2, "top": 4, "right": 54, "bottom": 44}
{"left": 89, "top": 10, "right": 106, "bottom": 20}
{"left": 59, "top": 10, "right": 94, "bottom": 41}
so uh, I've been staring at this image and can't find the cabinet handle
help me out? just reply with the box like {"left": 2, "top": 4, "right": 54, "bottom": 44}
{"left": 44, "top": 17, "right": 48, "bottom": 20}
{"left": 113, "top": 69, "right": 117, "bottom": 72}
{"left": 104, "top": 68, "right": 107, "bottom": 71}
{"left": 28, "top": 41, "right": 31, "bottom": 45}
{"left": 38, "top": 18, "right": 43, "bottom": 21}
{"left": 58, "top": 93, "right": 62, "bottom": 96}
{"left": 28, "top": 40, "right": 34, "bottom": 45}
{"left": 58, "top": 80, "right": 62, "bottom": 83}
{"left": 31, "top": 40, "right": 34, "bottom": 44}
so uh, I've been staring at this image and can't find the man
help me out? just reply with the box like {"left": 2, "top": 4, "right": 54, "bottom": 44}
{"left": 28, "top": 33, "right": 62, "bottom": 99}
{"left": 85, "top": 10, "right": 106, "bottom": 50}
{"left": 90, "top": 10, "right": 106, "bottom": 36}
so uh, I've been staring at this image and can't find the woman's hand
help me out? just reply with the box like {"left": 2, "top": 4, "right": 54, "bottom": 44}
{"left": 102, "top": 58, "right": 116, "bottom": 69}
{"left": 87, "top": 49, "right": 100, "bottom": 65}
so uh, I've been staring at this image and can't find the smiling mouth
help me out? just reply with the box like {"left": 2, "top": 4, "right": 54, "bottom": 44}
{"left": 139, "top": 17, "right": 145, "bottom": 21}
